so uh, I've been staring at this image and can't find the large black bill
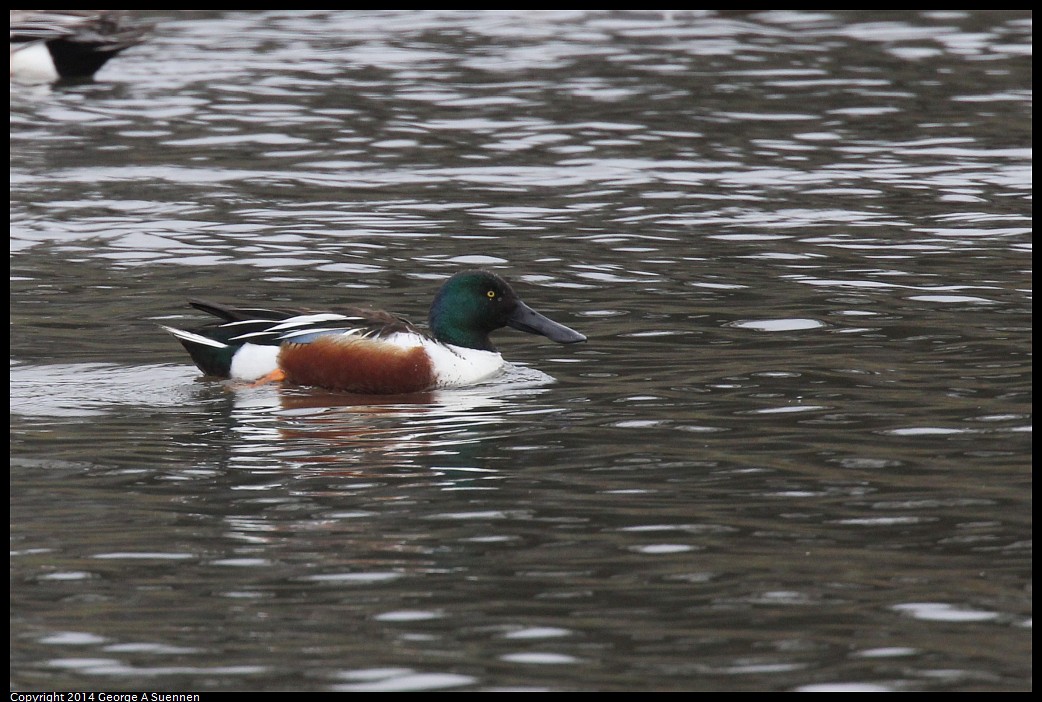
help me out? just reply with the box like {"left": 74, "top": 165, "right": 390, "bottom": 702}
{"left": 507, "top": 301, "right": 587, "bottom": 344}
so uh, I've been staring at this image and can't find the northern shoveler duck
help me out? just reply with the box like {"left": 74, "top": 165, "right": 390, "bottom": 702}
{"left": 161, "top": 270, "right": 587, "bottom": 394}
{"left": 10, "top": 10, "right": 150, "bottom": 83}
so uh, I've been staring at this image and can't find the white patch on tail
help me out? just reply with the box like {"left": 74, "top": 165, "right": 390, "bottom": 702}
{"left": 228, "top": 343, "right": 281, "bottom": 381}
{"left": 10, "top": 43, "right": 59, "bottom": 84}
{"left": 162, "top": 325, "right": 279, "bottom": 381}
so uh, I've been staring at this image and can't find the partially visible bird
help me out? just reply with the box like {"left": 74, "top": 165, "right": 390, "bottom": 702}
{"left": 10, "top": 10, "right": 150, "bottom": 83}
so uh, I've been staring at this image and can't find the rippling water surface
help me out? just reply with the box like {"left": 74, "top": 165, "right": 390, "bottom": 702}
{"left": 10, "top": 10, "right": 1031, "bottom": 692}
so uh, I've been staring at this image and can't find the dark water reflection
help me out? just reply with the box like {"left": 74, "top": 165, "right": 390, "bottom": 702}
{"left": 11, "top": 10, "right": 1030, "bottom": 691}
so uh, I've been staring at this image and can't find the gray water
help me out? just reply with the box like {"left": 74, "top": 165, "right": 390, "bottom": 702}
{"left": 10, "top": 10, "right": 1031, "bottom": 692}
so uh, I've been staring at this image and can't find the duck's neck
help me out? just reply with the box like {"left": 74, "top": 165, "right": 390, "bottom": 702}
{"left": 428, "top": 311, "right": 496, "bottom": 352}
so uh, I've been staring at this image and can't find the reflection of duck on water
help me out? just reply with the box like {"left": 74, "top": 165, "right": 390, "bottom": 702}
{"left": 211, "top": 363, "right": 561, "bottom": 474}
{"left": 10, "top": 10, "right": 150, "bottom": 83}
{"left": 163, "top": 270, "right": 587, "bottom": 395}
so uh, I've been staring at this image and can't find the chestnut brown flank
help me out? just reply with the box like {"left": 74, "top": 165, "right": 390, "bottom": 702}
{"left": 278, "top": 336, "right": 436, "bottom": 394}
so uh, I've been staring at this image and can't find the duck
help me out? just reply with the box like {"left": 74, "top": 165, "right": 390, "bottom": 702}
{"left": 10, "top": 10, "right": 150, "bottom": 83}
{"left": 161, "top": 270, "right": 587, "bottom": 394}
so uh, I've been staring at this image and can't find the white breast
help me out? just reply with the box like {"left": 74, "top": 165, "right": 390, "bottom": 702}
{"left": 384, "top": 333, "right": 505, "bottom": 388}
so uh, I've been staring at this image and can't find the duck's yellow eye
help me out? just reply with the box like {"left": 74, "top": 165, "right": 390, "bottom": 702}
{"left": 486, "top": 290, "right": 496, "bottom": 299}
